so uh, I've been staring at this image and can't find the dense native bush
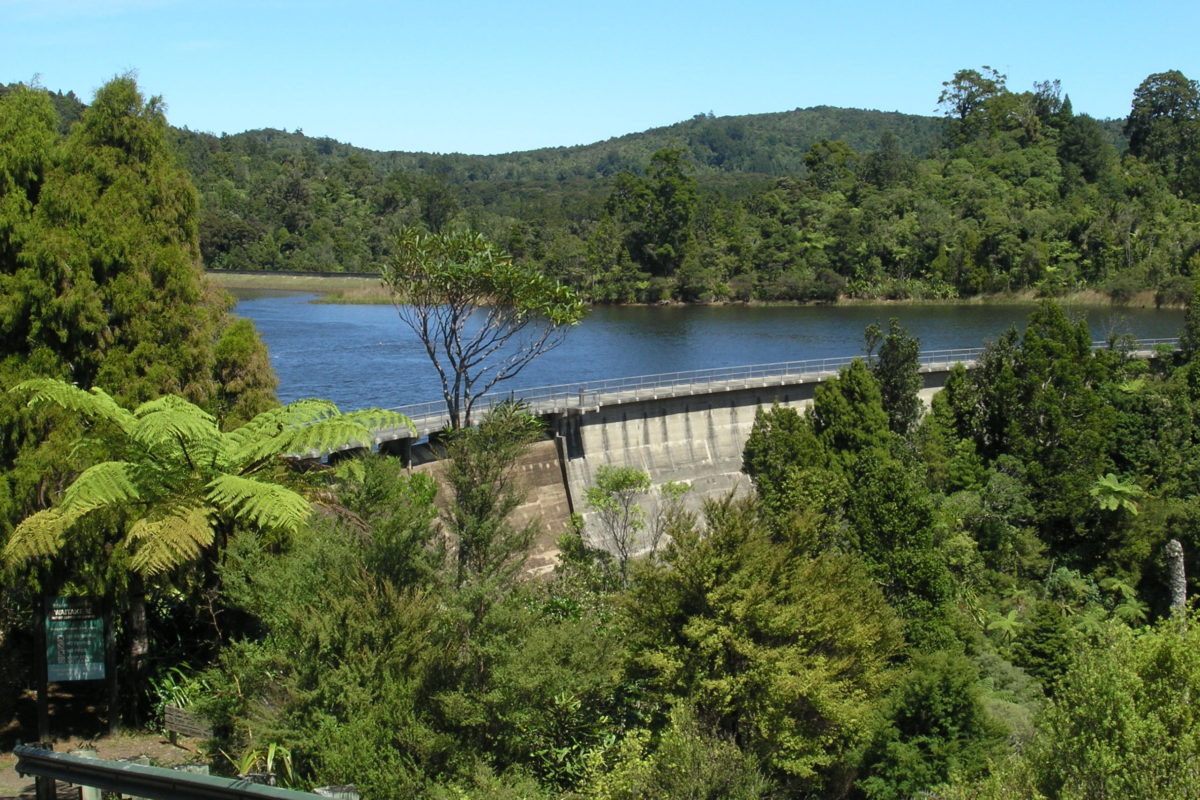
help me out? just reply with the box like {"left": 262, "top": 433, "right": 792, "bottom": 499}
{"left": 11, "top": 65, "right": 1200, "bottom": 795}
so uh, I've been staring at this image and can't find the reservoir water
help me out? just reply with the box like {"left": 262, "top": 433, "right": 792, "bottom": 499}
{"left": 232, "top": 292, "right": 1184, "bottom": 411}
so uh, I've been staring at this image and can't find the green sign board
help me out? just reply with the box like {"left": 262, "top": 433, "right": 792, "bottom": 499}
{"left": 46, "top": 597, "right": 105, "bottom": 681}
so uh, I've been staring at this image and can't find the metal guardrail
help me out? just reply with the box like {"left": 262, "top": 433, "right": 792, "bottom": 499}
{"left": 13, "top": 745, "right": 323, "bottom": 800}
{"left": 382, "top": 338, "right": 1179, "bottom": 437}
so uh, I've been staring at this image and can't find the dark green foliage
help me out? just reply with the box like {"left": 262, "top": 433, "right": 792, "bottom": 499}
{"left": 333, "top": 455, "right": 441, "bottom": 589}
{"left": 626, "top": 496, "right": 904, "bottom": 792}
{"left": 803, "top": 138, "right": 859, "bottom": 190}
{"left": 1058, "top": 113, "right": 1116, "bottom": 184}
{"left": 810, "top": 359, "right": 893, "bottom": 467}
{"left": 1006, "top": 304, "right": 1115, "bottom": 555}
{"left": 14, "top": 71, "right": 1200, "bottom": 797}
{"left": 741, "top": 404, "right": 824, "bottom": 506}
{"left": 0, "top": 79, "right": 276, "bottom": 533}
{"left": 1011, "top": 599, "right": 1083, "bottom": 695}
{"left": 867, "top": 318, "right": 923, "bottom": 436}
{"left": 22, "top": 70, "right": 1199, "bottom": 304}
{"left": 843, "top": 452, "right": 956, "bottom": 651}
{"left": 425, "top": 585, "right": 628, "bottom": 792}
{"left": 12, "top": 69, "right": 1188, "bottom": 306}
{"left": 602, "top": 147, "right": 699, "bottom": 280}
{"left": 1027, "top": 618, "right": 1200, "bottom": 799}
{"left": 951, "top": 459, "right": 1044, "bottom": 579}
{"left": 1181, "top": 275, "right": 1200, "bottom": 359}
{"left": 204, "top": 521, "right": 445, "bottom": 798}
{"left": 442, "top": 402, "right": 546, "bottom": 588}
{"left": 950, "top": 304, "right": 1120, "bottom": 565}
{"left": 207, "top": 460, "right": 630, "bottom": 798}
{"left": 858, "top": 652, "right": 1006, "bottom": 800}
{"left": 213, "top": 318, "right": 278, "bottom": 427}
{"left": 861, "top": 131, "right": 914, "bottom": 189}
{"left": 1125, "top": 70, "right": 1200, "bottom": 197}
{"left": 938, "top": 67, "right": 1009, "bottom": 144}
{"left": 0, "top": 79, "right": 278, "bottom": 725}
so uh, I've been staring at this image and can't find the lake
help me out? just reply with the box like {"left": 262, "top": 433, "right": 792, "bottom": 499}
{"left": 232, "top": 292, "right": 1184, "bottom": 411}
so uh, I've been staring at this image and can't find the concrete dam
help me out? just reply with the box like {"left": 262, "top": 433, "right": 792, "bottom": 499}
{"left": 383, "top": 348, "right": 988, "bottom": 558}
{"left": 367, "top": 340, "right": 1174, "bottom": 561}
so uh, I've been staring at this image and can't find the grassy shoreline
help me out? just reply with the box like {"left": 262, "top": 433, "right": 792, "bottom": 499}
{"left": 207, "top": 271, "right": 1177, "bottom": 310}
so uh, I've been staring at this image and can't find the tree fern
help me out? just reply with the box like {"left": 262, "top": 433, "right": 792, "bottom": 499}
{"left": 134, "top": 394, "right": 217, "bottom": 422}
{"left": 4, "top": 508, "right": 76, "bottom": 563}
{"left": 226, "top": 402, "right": 413, "bottom": 465}
{"left": 206, "top": 474, "right": 310, "bottom": 534}
{"left": 14, "top": 379, "right": 136, "bottom": 433}
{"left": 130, "top": 407, "right": 223, "bottom": 455}
{"left": 271, "top": 416, "right": 410, "bottom": 459}
{"left": 232, "top": 398, "right": 342, "bottom": 441}
{"left": 224, "top": 399, "right": 344, "bottom": 463}
{"left": 127, "top": 508, "right": 214, "bottom": 575}
{"left": 7, "top": 378, "right": 412, "bottom": 576}
{"left": 337, "top": 408, "right": 417, "bottom": 435}
{"left": 59, "top": 461, "right": 142, "bottom": 516}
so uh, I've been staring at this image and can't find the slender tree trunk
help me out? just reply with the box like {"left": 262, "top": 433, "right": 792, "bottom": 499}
{"left": 33, "top": 592, "right": 49, "bottom": 741}
{"left": 1167, "top": 539, "right": 1187, "bottom": 615}
{"left": 126, "top": 572, "right": 149, "bottom": 726}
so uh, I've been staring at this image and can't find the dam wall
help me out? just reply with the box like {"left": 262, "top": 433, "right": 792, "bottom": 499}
{"left": 552, "top": 368, "right": 954, "bottom": 553}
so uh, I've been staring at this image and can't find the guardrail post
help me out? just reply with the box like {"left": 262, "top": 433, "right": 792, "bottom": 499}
{"left": 70, "top": 748, "right": 102, "bottom": 800}
{"left": 25, "top": 741, "right": 55, "bottom": 800}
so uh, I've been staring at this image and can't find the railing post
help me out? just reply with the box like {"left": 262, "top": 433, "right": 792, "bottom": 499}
{"left": 25, "top": 742, "right": 55, "bottom": 800}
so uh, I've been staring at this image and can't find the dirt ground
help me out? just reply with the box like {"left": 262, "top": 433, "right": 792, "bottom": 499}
{"left": 0, "top": 686, "right": 207, "bottom": 799}
{"left": 0, "top": 733, "right": 205, "bottom": 799}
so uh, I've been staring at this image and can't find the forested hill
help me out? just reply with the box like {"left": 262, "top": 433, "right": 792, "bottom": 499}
{"left": 151, "top": 100, "right": 964, "bottom": 277}
{"left": 7, "top": 70, "right": 1196, "bottom": 306}
{"left": 188, "top": 105, "right": 950, "bottom": 181}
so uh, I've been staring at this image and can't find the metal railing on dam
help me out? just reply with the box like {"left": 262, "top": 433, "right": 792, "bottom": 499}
{"left": 378, "top": 337, "right": 1179, "bottom": 440}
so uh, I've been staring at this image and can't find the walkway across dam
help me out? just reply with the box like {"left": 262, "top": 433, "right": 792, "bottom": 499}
{"left": 382, "top": 346, "right": 989, "bottom": 440}
{"left": 378, "top": 338, "right": 1177, "bottom": 440}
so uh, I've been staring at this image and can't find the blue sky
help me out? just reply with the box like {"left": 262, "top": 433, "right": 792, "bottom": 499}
{"left": 3, "top": 0, "right": 1197, "bottom": 155}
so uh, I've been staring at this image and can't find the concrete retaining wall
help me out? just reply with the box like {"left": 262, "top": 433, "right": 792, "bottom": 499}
{"left": 555, "top": 372, "right": 949, "bottom": 553}
{"left": 411, "top": 439, "right": 573, "bottom": 577}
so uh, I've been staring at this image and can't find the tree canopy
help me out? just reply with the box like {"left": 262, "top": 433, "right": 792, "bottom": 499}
{"left": 26, "top": 69, "right": 1199, "bottom": 308}
{"left": 381, "top": 227, "right": 585, "bottom": 428}
{"left": 0, "top": 78, "right": 277, "bottom": 540}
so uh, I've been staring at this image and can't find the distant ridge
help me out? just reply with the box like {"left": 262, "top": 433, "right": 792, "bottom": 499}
{"left": 191, "top": 105, "right": 949, "bottom": 182}
{"left": 3, "top": 81, "right": 1125, "bottom": 182}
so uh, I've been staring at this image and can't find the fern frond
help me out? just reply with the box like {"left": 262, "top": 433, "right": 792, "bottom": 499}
{"left": 129, "top": 407, "right": 223, "bottom": 458}
{"left": 134, "top": 394, "right": 214, "bottom": 423}
{"left": 269, "top": 419, "right": 383, "bottom": 459}
{"left": 225, "top": 399, "right": 343, "bottom": 464}
{"left": 336, "top": 409, "right": 416, "bottom": 437}
{"left": 126, "top": 507, "right": 213, "bottom": 575}
{"left": 237, "top": 399, "right": 342, "bottom": 438}
{"left": 13, "top": 379, "right": 136, "bottom": 433}
{"left": 60, "top": 461, "right": 142, "bottom": 516}
{"left": 3, "top": 508, "right": 77, "bottom": 565}
{"left": 206, "top": 474, "right": 311, "bottom": 534}
{"left": 233, "top": 409, "right": 415, "bottom": 463}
